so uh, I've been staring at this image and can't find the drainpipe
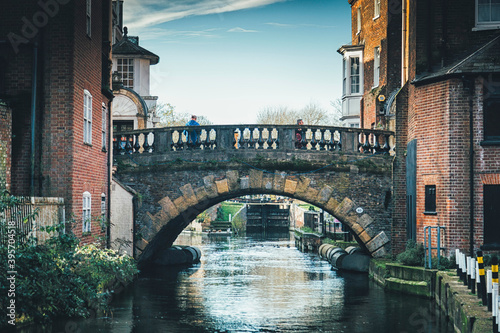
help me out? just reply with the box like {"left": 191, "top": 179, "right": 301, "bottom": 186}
{"left": 107, "top": 99, "right": 112, "bottom": 249}
{"left": 463, "top": 76, "right": 475, "bottom": 256}
{"left": 30, "top": 42, "right": 38, "bottom": 198}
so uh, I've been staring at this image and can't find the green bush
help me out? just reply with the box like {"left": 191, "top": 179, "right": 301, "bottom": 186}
{"left": 0, "top": 193, "right": 138, "bottom": 327}
{"left": 396, "top": 240, "right": 425, "bottom": 266}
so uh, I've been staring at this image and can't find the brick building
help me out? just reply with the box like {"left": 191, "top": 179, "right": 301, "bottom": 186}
{"left": 0, "top": 0, "right": 114, "bottom": 243}
{"left": 341, "top": 0, "right": 500, "bottom": 255}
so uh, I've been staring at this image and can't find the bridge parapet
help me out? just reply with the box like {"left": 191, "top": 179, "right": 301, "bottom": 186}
{"left": 113, "top": 124, "right": 394, "bottom": 156}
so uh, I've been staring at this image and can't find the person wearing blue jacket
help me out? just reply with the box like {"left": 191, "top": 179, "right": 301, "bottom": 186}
{"left": 185, "top": 115, "right": 200, "bottom": 146}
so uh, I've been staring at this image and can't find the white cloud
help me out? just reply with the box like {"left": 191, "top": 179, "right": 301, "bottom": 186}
{"left": 227, "top": 27, "right": 259, "bottom": 33}
{"left": 124, "top": 0, "right": 289, "bottom": 29}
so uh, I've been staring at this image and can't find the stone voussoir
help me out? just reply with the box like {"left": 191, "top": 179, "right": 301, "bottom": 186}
{"left": 158, "top": 196, "right": 179, "bottom": 219}
{"left": 249, "top": 169, "right": 264, "bottom": 189}
{"left": 215, "top": 178, "right": 229, "bottom": 195}
{"left": 366, "top": 231, "right": 390, "bottom": 253}
{"left": 273, "top": 171, "right": 287, "bottom": 193}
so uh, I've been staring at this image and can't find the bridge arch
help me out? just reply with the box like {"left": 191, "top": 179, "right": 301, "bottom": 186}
{"left": 119, "top": 166, "right": 392, "bottom": 266}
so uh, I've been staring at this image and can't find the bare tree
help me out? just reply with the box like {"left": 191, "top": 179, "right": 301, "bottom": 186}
{"left": 256, "top": 101, "right": 343, "bottom": 126}
{"left": 256, "top": 106, "right": 297, "bottom": 125}
{"left": 329, "top": 98, "right": 344, "bottom": 126}
{"left": 152, "top": 102, "right": 212, "bottom": 126}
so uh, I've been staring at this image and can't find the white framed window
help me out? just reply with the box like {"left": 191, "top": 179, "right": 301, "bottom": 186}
{"left": 117, "top": 58, "right": 134, "bottom": 89}
{"left": 86, "top": 0, "right": 92, "bottom": 37}
{"left": 84, "top": 90, "right": 92, "bottom": 144}
{"left": 83, "top": 192, "right": 91, "bottom": 233}
{"left": 475, "top": 0, "right": 500, "bottom": 30}
{"left": 357, "top": 8, "right": 361, "bottom": 34}
{"left": 102, "top": 102, "right": 107, "bottom": 151}
{"left": 373, "top": 46, "right": 380, "bottom": 87}
{"left": 350, "top": 57, "right": 360, "bottom": 94}
{"left": 341, "top": 49, "right": 364, "bottom": 97}
{"left": 374, "top": 0, "right": 381, "bottom": 18}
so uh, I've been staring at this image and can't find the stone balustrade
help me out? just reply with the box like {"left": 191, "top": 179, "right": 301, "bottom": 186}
{"left": 112, "top": 124, "right": 394, "bottom": 156}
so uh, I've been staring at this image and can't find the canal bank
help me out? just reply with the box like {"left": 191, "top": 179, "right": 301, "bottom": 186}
{"left": 370, "top": 260, "right": 492, "bottom": 333}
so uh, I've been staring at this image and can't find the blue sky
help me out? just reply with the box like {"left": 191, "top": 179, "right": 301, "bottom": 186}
{"left": 123, "top": 0, "right": 351, "bottom": 124}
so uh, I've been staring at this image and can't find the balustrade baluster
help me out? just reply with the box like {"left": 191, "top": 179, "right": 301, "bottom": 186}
{"left": 374, "top": 134, "right": 381, "bottom": 154}
{"left": 362, "top": 132, "right": 371, "bottom": 153}
{"left": 143, "top": 133, "right": 150, "bottom": 153}
{"left": 133, "top": 134, "right": 140, "bottom": 153}
{"left": 266, "top": 128, "right": 273, "bottom": 150}
{"left": 383, "top": 134, "right": 390, "bottom": 154}
{"left": 337, "top": 131, "right": 342, "bottom": 151}
{"left": 328, "top": 133, "right": 335, "bottom": 151}
{"left": 257, "top": 128, "right": 264, "bottom": 149}
{"left": 300, "top": 129, "right": 307, "bottom": 150}
{"left": 274, "top": 130, "right": 279, "bottom": 150}
{"left": 149, "top": 132, "right": 155, "bottom": 153}
{"left": 318, "top": 129, "right": 326, "bottom": 150}
{"left": 310, "top": 130, "right": 317, "bottom": 150}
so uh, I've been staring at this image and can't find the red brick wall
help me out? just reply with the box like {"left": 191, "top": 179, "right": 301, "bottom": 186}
{"left": 1, "top": 0, "right": 112, "bottom": 244}
{"left": 350, "top": 0, "right": 403, "bottom": 130}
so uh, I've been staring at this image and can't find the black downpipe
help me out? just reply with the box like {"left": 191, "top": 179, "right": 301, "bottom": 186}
{"left": 107, "top": 100, "right": 112, "bottom": 249}
{"left": 463, "top": 76, "right": 475, "bottom": 256}
{"left": 30, "top": 42, "right": 38, "bottom": 197}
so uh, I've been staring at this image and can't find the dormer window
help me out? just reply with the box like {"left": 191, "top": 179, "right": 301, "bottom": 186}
{"left": 117, "top": 58, "right": 134, "bottom": 89}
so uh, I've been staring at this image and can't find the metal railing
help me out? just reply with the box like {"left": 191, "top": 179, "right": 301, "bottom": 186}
{"left": 424, "top": 226, "right": 446, "bottom": 269}
{"left": 0, "top": 196, "right": 65, "bottom": 245}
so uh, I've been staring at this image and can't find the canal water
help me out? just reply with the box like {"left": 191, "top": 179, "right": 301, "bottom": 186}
{"left": 51, "top": 232, "right": 453, "bottom": 333}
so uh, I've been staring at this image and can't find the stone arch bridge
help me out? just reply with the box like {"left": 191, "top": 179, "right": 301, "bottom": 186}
{"left": 113, "top": 124, "right": 395, "bottom": 266}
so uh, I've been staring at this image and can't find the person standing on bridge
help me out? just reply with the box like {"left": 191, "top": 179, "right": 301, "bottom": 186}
{"left": 295, "top": 118, "right": 305, "bottom": 149}
{"left": 184, "top": 115, "right": 200, "bottom": 147}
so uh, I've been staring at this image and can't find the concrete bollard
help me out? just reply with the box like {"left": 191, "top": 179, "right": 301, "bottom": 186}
{"left": 488, "top": 270, "right": 493, "bottom": 311}
{"left": 467, "top": 256, "right": 472, "bottom": 290}
{"left": 471, "top": 258, "right": 476, "bottom": 294}
{"left": 461, "top": 253, "right": 468, "bottom": 286}
{"left": 494, "top": 282, "right": 499, "bottom": 333}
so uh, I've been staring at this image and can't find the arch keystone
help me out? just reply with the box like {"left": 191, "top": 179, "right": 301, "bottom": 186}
{"left": 249, "top": 169, "right": 264, "bottom": 188}
{"left": 263, "top": 174, "right": 273, "bottom": 190}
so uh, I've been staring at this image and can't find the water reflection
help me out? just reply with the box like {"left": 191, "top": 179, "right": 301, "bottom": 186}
{"left": 48, "top": 232, "right": 452, "bottom": 333}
